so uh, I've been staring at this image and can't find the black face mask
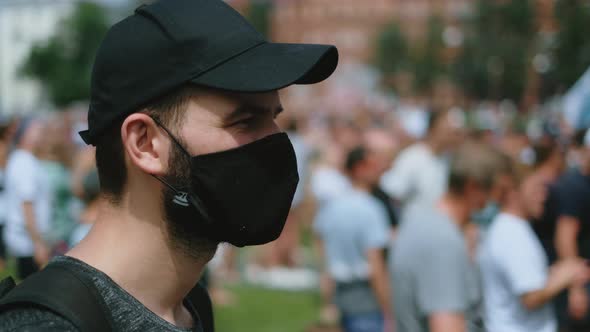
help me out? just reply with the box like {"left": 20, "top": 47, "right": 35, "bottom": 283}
{"left": 153, "top": 120, "right": 299, "bottom": 247}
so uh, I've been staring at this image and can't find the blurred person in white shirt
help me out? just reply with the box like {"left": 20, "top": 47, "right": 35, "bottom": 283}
{"left": 479, "top": 160, "right": 590, "bottom": 332}
{"left": 311, "top": 117, "right": 358, "bottom": 206}
{"left": 4, "top": 118, "right": 52, "bottom": 279}
{"left": 308, "top": 117, "right": 355, "bottom": 327}
{"left": 381, "top": 108, "right": 465, "bottom": 220}
{"left": 365, "top": 128, "right": 400, "bottom": 235}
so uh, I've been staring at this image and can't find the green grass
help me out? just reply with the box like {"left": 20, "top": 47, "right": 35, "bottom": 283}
{"left": 214, "top": 286, "right": 320, "bottom": 332}
{"left": 0, "top": 259, "right": 16, "bottom": 280}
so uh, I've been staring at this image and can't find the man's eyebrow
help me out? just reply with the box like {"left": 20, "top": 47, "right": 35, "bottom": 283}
{"left": 224, "top": 104, "right": 284, "bottom": 123}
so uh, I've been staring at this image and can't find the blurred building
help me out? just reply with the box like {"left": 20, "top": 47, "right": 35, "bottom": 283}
{"left": 268, "top": 0, "right": 560, "bottom": 65}
{"left": 0, "top": 0, "right": 75, "bottom": 115}
{"left": 536, "top": 0, "right": 557, "bottom": 33}
{"left": 264, "top": 0, "right": 474, "bottom": 112}
{"left": 270, "top": 0, "right": 473, "bottom": 64}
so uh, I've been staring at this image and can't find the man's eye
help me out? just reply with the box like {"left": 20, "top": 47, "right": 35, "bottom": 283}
{"left": 235, "top": 117, "right": 257, "bottom": 127}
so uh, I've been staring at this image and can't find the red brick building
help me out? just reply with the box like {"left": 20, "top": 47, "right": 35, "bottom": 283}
{"left": 269, "top": 0, "right": 472, "bottom": 64}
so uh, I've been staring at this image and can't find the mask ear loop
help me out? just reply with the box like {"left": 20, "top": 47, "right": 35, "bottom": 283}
{"left": 151, "top": 175, "right": 190, "bottom": 206}
{"left": 151, "top": 117, "right": 191, "bottom": 158}
{"left": 151, "top": 174, "right": 213, "bottom": 225}
{"left": 149, "top": 117, "right": 214, "bottom": 225}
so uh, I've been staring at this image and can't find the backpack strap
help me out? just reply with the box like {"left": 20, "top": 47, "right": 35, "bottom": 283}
{"left": 186, "top": 283, "right": 215, "bottom": 332}
{"left": 0, "top": 261, "right": 112, "bottom": 332}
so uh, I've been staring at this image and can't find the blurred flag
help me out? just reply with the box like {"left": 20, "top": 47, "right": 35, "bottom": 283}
{"left": 563, "top": 66, "right": 590, "bottom": 130}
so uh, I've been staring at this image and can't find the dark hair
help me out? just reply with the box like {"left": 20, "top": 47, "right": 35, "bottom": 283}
{"left": 427, "top": 108, "right": 445, "bottom": 134}
{"left": 284, "top": 116, "right": 298, "bottom": 132}
{"left": 12, "top": 116, "right": 34, "bottom": 146}
{"left": 345, "top": 146, "right": 367, "bottom": 173}
{"left": 532, "top": 138, "right": 559, "bottom": 168}
{"left": 0, "top": 116, "right": 14, "bottom": 140}
{"left": 572, "top": 128, "right": 588, "bottom": 147}
{"left": 0, "top": 126, "right": 9, "bottom": 141}
{"left": 95, "top": 85, "right": 200, "bottom": 204}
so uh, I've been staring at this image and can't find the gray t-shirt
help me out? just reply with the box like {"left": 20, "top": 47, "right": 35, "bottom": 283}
{"left": 0, "top": 256, "right": 204, "bottom": 332}
{"left": 390, "top": 207, "right": 483, "bottom": 332}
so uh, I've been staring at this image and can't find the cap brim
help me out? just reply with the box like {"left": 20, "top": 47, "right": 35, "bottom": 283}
{"left": 190, "top": 43, "right": 338, "bottom": 93}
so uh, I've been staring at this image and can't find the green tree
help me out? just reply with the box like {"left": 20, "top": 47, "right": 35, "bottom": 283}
{"left": 453, "top": 0, "right": 535, "bottom": 101}
{"left": 374, "top": 21, "right": 410, "bottom": 76}
{"left": 552, "top": 0, "right": 590, "bottom": 90}
{"left": 22, "top": 2, "right": 109, "bottom": 107}
{"left": 414, "top": 15, "right": 446, "bottom": 91}
{"left": 246, "top": 1, "right": 273, "bottom": 38}
{"left": 375, "top": 16, "right": 449, "bottom": 93}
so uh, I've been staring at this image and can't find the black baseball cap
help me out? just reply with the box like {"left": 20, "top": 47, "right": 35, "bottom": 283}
{"left": 79, "top": 0, "right": 338, "bottom": 145}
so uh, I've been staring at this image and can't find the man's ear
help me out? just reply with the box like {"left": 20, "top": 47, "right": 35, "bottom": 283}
{"left": 464, "top": 179, "right": 485, "bottom": 198}
{"left": 121, "top": 113, "right": 169, "bottom": 176}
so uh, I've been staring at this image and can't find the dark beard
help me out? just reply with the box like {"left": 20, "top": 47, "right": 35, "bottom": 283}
{"left": 161, "top": 141, "right": 219, "bottom": 260}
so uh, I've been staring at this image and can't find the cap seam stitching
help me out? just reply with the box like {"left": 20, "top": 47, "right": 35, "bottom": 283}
{"left": 136, "top": 4, "right": 179, "bottom": 42}
{"left": 191, "top": 40, "right": 267, "bottom": 80}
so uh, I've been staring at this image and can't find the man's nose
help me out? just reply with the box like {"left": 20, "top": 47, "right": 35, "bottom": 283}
{"left": 255, "top": 120, "right": 281, "bottom": 141}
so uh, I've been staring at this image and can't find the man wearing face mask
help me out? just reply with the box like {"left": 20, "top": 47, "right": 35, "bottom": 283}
{"left": 0, "top": 0, "right": 338, "bottom": 331}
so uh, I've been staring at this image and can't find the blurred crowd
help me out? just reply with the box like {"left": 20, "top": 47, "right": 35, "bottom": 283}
{"left": 273, "top": 95, "right": 590, "bottom": 332}
{"left": 0, "top": 111, "right": 98, "bottom": 279}
{"left": 1, "top": 95, "right": 590, "bottom": 332}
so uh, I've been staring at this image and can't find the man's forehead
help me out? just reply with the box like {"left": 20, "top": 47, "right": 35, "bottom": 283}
{"left": 192, "top": 89, "right": 280, "bottom": 110}
{"left": 365, "top": 129, "right": 394, "bottom": 149}
{"left": 187, "top": 89, "right": 281, "bottom": 122}
{"left": 230, "top": 90, "right": 282, "bottom": 109}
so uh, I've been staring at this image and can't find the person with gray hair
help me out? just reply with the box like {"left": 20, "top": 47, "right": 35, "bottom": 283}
{"left": 390, "top": 142, "right": 502, "bottom": 332}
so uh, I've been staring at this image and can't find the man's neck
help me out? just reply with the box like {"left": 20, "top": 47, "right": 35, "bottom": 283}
{"left": 17, "top": 145, "right": 34, "bottom": 154}
{"left": 351, "top": 180, "right": 372, "bottom": 192}
{"left": 79, "top": 199, "right": 100, "bottom": 224}
{"left": 580, "top": 163, "right": 590, "bottom": 177}
{"left": 502, "top": 204, "right": 529, "bottom": 222}
{"left": 437, "top": 193, "right": 471, "bottom": 230}
{"left": 424, "top": 137, "right": 444, "bottom": 156}
{"left": 0, "top": 142, "right": 8, "bottom": 167}
{"left": 67, "top": 193, "right": 211, "bottom": 327}
{"left": 537, "top": 162, "right": 560, "bottom": 182}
